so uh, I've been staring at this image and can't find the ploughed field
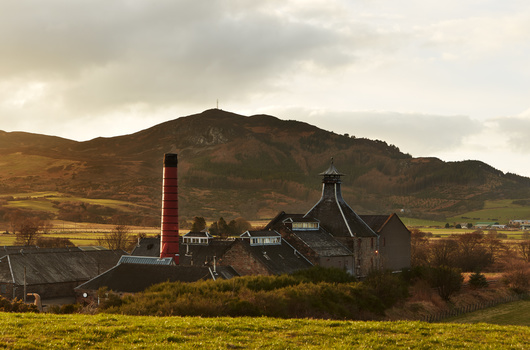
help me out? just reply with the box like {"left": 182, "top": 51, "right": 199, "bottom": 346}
{"left": 0, "top": 313, "right": 528, "bottom": 349}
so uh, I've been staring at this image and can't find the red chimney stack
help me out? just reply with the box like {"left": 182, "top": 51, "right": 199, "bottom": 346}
{"left": 160, "top": 153, "right": 179, "bottom": 263}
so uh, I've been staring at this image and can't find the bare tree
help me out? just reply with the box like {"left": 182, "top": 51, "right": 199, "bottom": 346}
{"left": 97, "top": 225, "right": 132, "bottom": 251}
{"left": 14, "top": 217, "right": 44, "bottom": 246}
{"left": 519, "top": 240, "right": 530, "bottom": 263}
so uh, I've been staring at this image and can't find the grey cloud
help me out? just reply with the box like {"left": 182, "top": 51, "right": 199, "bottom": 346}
{"left": 274, "top": 108, "right": 483, "bottom": 155}
{"left": 492, "top": 115, "right": 530, "bottom": 153}
{"left": 0, "top": 0, "right": 380, "bottom": 114}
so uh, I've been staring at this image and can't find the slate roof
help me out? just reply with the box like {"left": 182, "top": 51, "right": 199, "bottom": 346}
{"left": 291, "top": 229, "right": 352, "bottom": 257}
{"left": 319, "top": 160, "right": 345, "bottom": 176}
{"left": 131, "top": 236, "right": 236, "bottom": 267}
{"left": 118, "top": 256, "right": 175, "bottom": 265}
{"left": 183, "top": 231, "right": 213, "bottom": 238}
{"left": 0, "top": 246, "right": 82, "bottom": 256}
{"left": 179, "top": 240, "right": 235, "bottom": 266}
{"left": 130, "top": 237, "right": 160, "bottom": 257}
{"left": 265, "top": 212, "right": 305, "bottom": 230}
{"left": 0, "top": 249, "right": 126, "bottom": 285}
{"left": 75, "top": 264, "right": 217, "bottom": 293}
{"left": 360, "top": 215, "right": 393, "bottom": 233}
{"left": 241, "top": 230, "right": 281, "bottom": 238}
{"left": 238, "top": 239, "right": 313, "bottom": 275}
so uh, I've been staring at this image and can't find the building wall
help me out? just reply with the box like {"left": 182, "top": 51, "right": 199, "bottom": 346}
{"left": 378, "top": 216, "right": 411, "bottom": 271}
{"left": 8, "top": 280, "right": 88, "bottom": 300}
{"left": 318, "top": 256, "right": 354, "bottom": 274}
{"left": 337, "top": 236, "right": 379, "bottom": 276}
{"left": 219, "top": 242, "right": 272, "bottom": 276}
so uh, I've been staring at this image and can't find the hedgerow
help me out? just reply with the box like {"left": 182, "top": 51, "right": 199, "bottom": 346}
{"left": 101, "top": 267, "right": 394, "bottom": 319}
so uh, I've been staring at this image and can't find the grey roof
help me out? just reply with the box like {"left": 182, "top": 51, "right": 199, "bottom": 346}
{"left": 319, "top": 159, "right": 345, "bottom": 176}
{"left": 0, "top": 249, "right": 126, "bottom": 285}
{"left": 183, "top": 231, "right": 213, "bottom": 238}
{"left": 130, "top": 237, "right": 160, "bottom": 257}
{"left": 118, "top": 255, "right": 175, "bottom": 265}
{"left": 179, "top": 240, "right": 235, "bottom": 266}
{"left": 241, "top": 230, "right": 281, "bottom": 238}
{"left": 238, "top": 239, "right": 313, "bottom": 275}
{"left": 131, "top": 236, "right": 236, "bottom": 267}
{"left": 0, "top": 246, "right": 82, "bottom": 256}
{"left": 75, "top": 264, "right": 216, "bottom": 293}
{"left": 360, "top": 214, "right": 393, "bottom": 233}
{"left": 291, "top": 229, "right": 352, "bottom": 257}
{"left": 265, "top": 212, "right": 304, "bottom": 230}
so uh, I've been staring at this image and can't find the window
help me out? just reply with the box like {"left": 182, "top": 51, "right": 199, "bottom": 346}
{"left": 0, "top": 284, "right": 6, "bottom": 294}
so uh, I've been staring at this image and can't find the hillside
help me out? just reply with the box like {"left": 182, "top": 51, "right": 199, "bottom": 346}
{"left": 1, "top": 109, "right": 530, "bottom": 224}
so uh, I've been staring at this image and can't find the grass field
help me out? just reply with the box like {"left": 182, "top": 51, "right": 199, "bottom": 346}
{"left": 2, "top": 192, "right": 149, "bottom": 213}
{"left": 444, "top": 299, "right": 530, "bottom": 326}
{"left": 0, "top": 313, "right": 528, "bottom": 349}
{"left": 447, "top": 199, "right": 530, "bottom": 224}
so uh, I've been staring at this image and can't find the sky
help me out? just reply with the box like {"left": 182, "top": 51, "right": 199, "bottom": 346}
{"left": 2, "top": 1, "right": 530, "bottom": 177}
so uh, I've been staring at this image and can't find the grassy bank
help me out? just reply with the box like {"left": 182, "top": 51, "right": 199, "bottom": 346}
{"left": 0, "top": 313, "right": 528, "bottom": 349}
{"left": 444, "top": 299, "right": 530, "bottom": 326}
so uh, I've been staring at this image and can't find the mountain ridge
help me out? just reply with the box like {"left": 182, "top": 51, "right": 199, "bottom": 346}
{"left": 1, "top": 109, "right": 529, "bottom": 224}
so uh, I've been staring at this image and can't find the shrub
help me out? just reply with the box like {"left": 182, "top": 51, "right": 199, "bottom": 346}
{"left": 291, "top": 266, "right": 357, "bottom": 283}
{"left": 0, "top": 296, "right": 38, "bottom": 313}
{"left": 502, "top": 261, "right": 530, "bottom": 294}
{"left": 363, "top": 269, "right": 409, "bottom": 308}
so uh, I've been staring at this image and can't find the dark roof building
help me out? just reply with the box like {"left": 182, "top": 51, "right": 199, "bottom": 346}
{"left": 75, "top": 263, "right": 239, "bottom": 304}
{"left": 305, "top": 160, "right": 378, "bottom": 239}
{"left": 0, "top": 248, "right": 126, "bottom": 300}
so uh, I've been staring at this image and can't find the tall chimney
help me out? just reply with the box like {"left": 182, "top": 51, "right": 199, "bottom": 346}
{"left": 160, "top": 153, "right": 179, "bottom": 264}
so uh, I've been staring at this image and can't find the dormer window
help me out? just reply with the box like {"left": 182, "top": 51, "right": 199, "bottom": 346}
{"left": 183, "top": 231, "right": 213, "bottom": 245}
{"left": 292, "top": 222, "right": 319, "bottom": 230}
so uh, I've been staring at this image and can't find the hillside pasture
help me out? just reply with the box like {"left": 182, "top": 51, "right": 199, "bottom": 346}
{"left": 2, "top": 192, "right": 150, "bottom": 213}
{"left": 444, "top": 299, "right": 530, "bottom": 326}
{"left": 0, "top": 313, "right": 528, "bottom": 349}
{"left": 447, "top": 199, "right": 530, "bottom": 224}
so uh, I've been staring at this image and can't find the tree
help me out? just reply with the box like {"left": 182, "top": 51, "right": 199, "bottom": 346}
{"left": 519, "top": 240, "right": 530, "bottom": 262}
{"left": 429, "top": 239, "right": 458, "bottom": 267}
{"left": 426, "top": 266, "right": 463, "bottom": 300}
{"left": 97, "top": 225, "right": 132, "bottom": 251}
{"left": 14, "top": 217, "right": 44, "bottom": 246}
{"left": 410, "top": 229, "right": 429, "bottom": 267}
{"left": 468, "top": 271, "right": 488, "bottom": 289}
{"left": 230, "top": 217, "right": 252, "bottom": 234}
{"left": 35, "top": 237, "right": 75, "bottom": 248}
{"left": 191, "top": 217, "right": 206, "bottom": 232}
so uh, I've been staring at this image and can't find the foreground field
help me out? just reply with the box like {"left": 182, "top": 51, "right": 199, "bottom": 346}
{"left": 0, "top": 313, "right": 528, "bottom": 349}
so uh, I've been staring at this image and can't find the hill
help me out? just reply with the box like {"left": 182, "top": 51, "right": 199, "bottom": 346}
{"left": 1, "top": 109, "right": 530, "bottom": 224}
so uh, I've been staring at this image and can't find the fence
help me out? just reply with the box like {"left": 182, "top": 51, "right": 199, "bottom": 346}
{"left": 422, "top": 293, "right": 528, "bottom": 323}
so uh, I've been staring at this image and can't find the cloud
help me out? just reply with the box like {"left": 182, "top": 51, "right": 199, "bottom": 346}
{"left": 490, "top": 112, "right": 530, "bottom": 153}
{"left": 262, "top": 107, "right": 483, "bottom": 155}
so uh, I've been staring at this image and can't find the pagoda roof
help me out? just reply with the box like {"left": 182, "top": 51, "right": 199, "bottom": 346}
{"left": 319, "top": 158, "right": 344, "bottom": 176}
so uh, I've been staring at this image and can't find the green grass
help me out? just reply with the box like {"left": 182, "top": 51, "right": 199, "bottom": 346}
{"left": 0, "top": 313, "right": 528, "bottom": 349}
{"left": 448, "top": 199, "right": 530, "bottom": 224}
{"left": 444, "top": 299, "right": 530, "bottom": 326}
{"left": 2, "top": 191, "right": 149, "bottom": 214}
